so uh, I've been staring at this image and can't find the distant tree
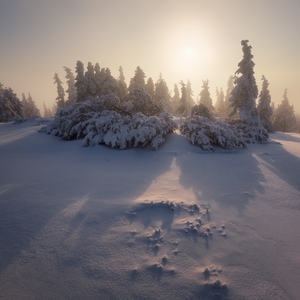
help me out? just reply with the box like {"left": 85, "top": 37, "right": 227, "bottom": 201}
{"left": 0, "top": 83, "right": 23, "bottom": 121}
{"left": 43, "top": 102, "right": 54, "bottom": 118}
{"left": 154, "top": 74, "right": 172, "bottom": 112}
{"left": 64, "top": 67, "right": 77, "bottom": 106}
{"left": 229, "top": 40, "right": 259, "bottom": 123}
{"left": 199, "top": 80, "right": 214, "bottom": 112}
{"left": 273, "top": 89, "right": 296, "bottom": 132}
{"left": 117, "top": 66, "right": 128, "bottom": 100}
{"left": 257, "top": 76, "right": 274, "bottom": 132}
{"left": 53, "top": 73, "right": 65, "bottom": 109}
{"left": 85, "top": 62, "right": 97, "bottom": 96}
{"left": 22, "top": 93, "right": 40, "bottom": 118}
{"left": 75, "top": 60, "right": 87, "bottom": 102}
{"left": 225, "top": 75, "right": 236, "bottom": 110}
{"left": 215, "top": 87, "right": 226, "bottom": 118}
{"left": 145, "top": 77, "right": 155, "bottom": 98}
{"left": 186, "top": 80, "right": 195, "bottom": 107}
{"left": 191, "top": 103, "right": 214, "bottom": 119}
{"left": 171, "top": 83, "right": 180, "bottom": 113}
{"left": 128, "top": 66, "right": 146, "bottom": 91}
{"left": 177, "top": 81, "right": 192, "bottom": 116}
{"left": 99, "top": 68, "right": 119, "bottom": 96}
{"left": 94, "top": 63, "right": 105, "bottom": 95}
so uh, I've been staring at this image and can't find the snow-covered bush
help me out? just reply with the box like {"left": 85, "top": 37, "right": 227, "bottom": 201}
{"left": 83, "top": 111, "right": 177, "bottom": 150}
{"left": 41, "top": 94, "right": 121, "bottom": 139}
{"left": 230, "top": 119, "right": 269, "bottom": 144}
{"left": 180, "top": 116, "right": 246, "bottom": 151}
{"left": 181, "top": 115, "right": 269, "bottom": 151}
{"left": 41, "top": 95, "right": 177, "bottom": 150}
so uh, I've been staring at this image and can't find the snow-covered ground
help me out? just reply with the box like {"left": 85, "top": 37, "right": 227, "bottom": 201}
{"left": 1, "top": 120, "right": 300, "bottom": 300}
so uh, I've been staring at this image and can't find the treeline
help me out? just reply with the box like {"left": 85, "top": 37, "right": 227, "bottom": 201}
{"left": 51, "top": 55, "right": 297, "bottom": 133}
{"left": 1, "top": 39, "right": 299, "bottom": 134}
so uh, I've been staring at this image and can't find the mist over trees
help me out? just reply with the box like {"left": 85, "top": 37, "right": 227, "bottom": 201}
{"left": 2, "top": 40, "right": 299, "bottom": 143}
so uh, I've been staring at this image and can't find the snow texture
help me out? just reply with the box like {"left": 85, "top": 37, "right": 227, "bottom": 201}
{"left": 1, "top": 121, "right": 300, "bottom": 299}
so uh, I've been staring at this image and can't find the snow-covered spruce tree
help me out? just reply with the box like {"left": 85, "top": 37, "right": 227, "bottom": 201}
{"left": 75, "top": 60, "right": 87, "bottom": 102}
{"left": 98, "top": 68, "right": 119, "bottom": 96}
{"left": 0, "top": 84, "right": 23, "bottom": 122}
{"left": 128, "top": 66, "right": 146, "bottom": 91}
{"left": 176, "top": 81, "right": 192, "bottom": 116}
{"left": 228, "top": 40, "right": 268, "bottom": 142}
{"left": 273, "top": 89, "right": 296, "bottom": 132}
{"left": 199, "top": 80, "right": 214, "bottom": 113}
{"left": 84, "top": 62, "right": 97, "bottom": 97}
{"left": 154, "top": 74, "right": 172, "bottom": 113}
{"left": 257, "top": 75, "right": 274, "bottom": 133}
{"left": 53, "top": 73, "right": 65, "bottom": 109}
{"left": 171, "top": 83, "right": 180, "bottom": 113}
{"left": 145, "top": 77, "right": 155, "bottom": 99}
{"left": 64, "top": 67, "right": 77, "bottom": 106}
{"left": 186, "top": 80, "right": 195, "bottom": 108}
{"left": 117, "top": 66, "right": 128, "bottom": 100}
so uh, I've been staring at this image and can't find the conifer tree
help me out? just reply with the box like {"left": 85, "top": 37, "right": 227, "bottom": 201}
{"left": 273, "top": 89, "right": 296, "bottom": 132}
{"left": 257, "top": 76, "right": 274, "bottom": 132}
{"left": 186, "top": 80, "right": 195, "bottom": 107}
{"left": 145, "top": 77, "right": 155, "bottom": 98}
{"left": 154, "top": 74, "right": 172, "bottom": 112}
{"left": 75, "top": 60, "right": 87, "bottom": 102}
{"left": 53, "top": 73, "right": 65, "bottom": 108}
{"left": 128, "top": 66, "right": 146, "bottom": 91}
{"left": 64, "top": 66, "right": 77, "bottom": 106}
{"left": 99, "top": 68, "right": 119, "bottom": 96}
{"left": 171, "top": 84, "right": 180, "bottom": 112}
{"left": 85, "top": 62, "right": 97, "bottom": 96}
{"left": 117, "top": 66, "right": 128, "bottom": 100}
{"left": 229, "top": 40, "right": 259, "bottom": 123}
{"left": 177, "top": 81, "right": 192, "bottom": 116}
{"left": 199, "top": 80, "right": 214, "bottom": 112}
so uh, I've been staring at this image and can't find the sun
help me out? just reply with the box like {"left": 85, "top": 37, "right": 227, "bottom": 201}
{"left": 184, "top": 46, "right": 195, "bottom": 58}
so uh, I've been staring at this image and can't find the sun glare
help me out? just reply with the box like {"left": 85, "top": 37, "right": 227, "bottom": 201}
{"left": 184, "top": 46, "right": 195, "bottom": 58}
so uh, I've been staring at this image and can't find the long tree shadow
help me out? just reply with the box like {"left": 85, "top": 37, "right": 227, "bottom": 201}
{"left": 175, "top": 144, "right": 266, "bottom": 212}
{"left": 0, "top": 122, "right": 174, "bottom": 278}
{"left": 254, "top": 136, "right": 300, "bottom": 194}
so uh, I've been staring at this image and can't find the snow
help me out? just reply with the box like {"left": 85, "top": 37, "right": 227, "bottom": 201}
{"left": 1, "top": 120, "right": 300, "bottom": 299}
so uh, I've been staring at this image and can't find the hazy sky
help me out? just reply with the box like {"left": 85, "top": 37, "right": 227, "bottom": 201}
{"left": 1, "top": 0, "right": 300, "bottom": 113}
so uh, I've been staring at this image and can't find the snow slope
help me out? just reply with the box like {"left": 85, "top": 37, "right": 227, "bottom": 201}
{"left": 0, "top": 120, "right": 300, "bottom": 300}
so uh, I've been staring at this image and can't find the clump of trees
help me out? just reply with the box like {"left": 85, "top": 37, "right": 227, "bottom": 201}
{"left": 0, "top": 83, "right": 23, "bottom": 122}
{"left": 2, "top": 39, "right": 296, "bottom": 149}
